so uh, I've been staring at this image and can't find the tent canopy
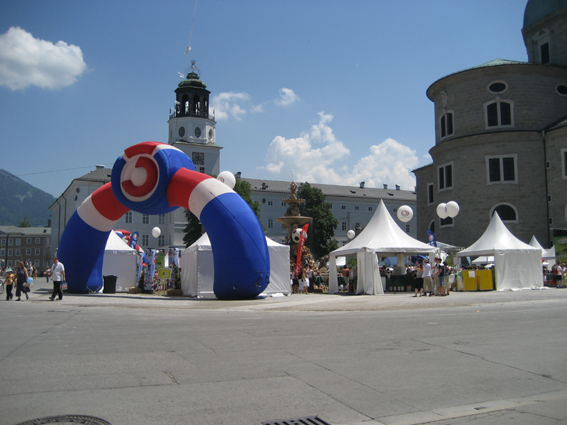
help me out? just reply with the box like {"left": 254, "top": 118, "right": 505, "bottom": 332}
{"left": 458, "top": 213, "right": 542, "bottom": 291}
{"left": 103, "top": 230, "right": 138, "bottom": 292}
{"left": 180, "top": 233, "right": 290, "bottom": 298}
{"left": 328, "top": 200, "right": 435, "bottom": 295}
{"left": 331, "top": 200, "right": 436, "bottom": 257}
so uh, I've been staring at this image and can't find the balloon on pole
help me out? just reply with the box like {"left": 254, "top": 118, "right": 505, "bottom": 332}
{"left": 397, "top": 205, "right": 413, "bottom": 222}
{"left": 152, "top": 227, "right": 161, "bottom": 238}
{"left": 445, "top": 201, "right": 460, "bottom": 218}
{"left": 347, "top": 230, "right": 355, "bottom": 239}
{"left": 217, "top": 171, "right": 236, "bottom": 189}
{"left": 436, "top": 203, "right": 448, "bottom": 219}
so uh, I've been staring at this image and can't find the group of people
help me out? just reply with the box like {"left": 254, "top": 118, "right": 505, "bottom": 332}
{"left": 412, "top": 257, "right": 450, "bottom": 297}
{"left": 290, "top": 265, "right": 316, "bottom": 294}
{"left": 3, "top": 257, "right": 66, "bottom": 302}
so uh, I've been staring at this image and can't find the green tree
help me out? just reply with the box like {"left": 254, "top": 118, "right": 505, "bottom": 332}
{"left": 18, "top": 216, "right": 32, "bottom": 227}
{"left": 182, "top": 177, "right": 261, "bottom": 247}
{"left": 297, "top": 182, "right": 338, "bottom": 260}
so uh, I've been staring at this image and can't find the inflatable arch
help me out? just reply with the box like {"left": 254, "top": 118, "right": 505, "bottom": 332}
{"left": 57, "top": 142, "right": 270, "bottom": 299}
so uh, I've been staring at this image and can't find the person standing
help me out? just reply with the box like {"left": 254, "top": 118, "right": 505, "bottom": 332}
{"left": 5, "top": 269, "right": 15, "bottom": 300}
{"left": 435, "top": 257, "right": 448, "bottom": 296}
{"left": 15, "top": 261, "right": 29, "bottom": 301}
{"left": 49, "top": 256, "right": 65, "bottom": 301}
{"left": 557, "top": 263, "right": 565, "bottom": 288}
{"left": 413, "top": 262, "right": 424, "bottom": 297}
{"left": 422, "top": 259, "right": 433, "bottom": 296}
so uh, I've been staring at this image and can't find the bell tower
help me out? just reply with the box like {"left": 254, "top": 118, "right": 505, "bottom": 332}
{"left": 168, "top": 61, "right": 220, "bottom": 175}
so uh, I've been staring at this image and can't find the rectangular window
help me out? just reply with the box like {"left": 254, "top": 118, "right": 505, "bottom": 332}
{"left": 1, "top": 239, "right": 4, "bottom": 246}
{"left": 355, "top": 206, "right": 359, "bottom": 211}
{"left": 500, "top": 102, "right": 511, "bottom": 126}
{"left": 199, "top": 167, "right": 205, "bottom": 173}
{"left": 405, "top": 224, "right": 411, "bottom": 233}
{"left": 26, "top": 248, "right": 31, "bottom": 255}
{"left": 142, "top": 235, "right": 149, "bottom": 246}
{"left": 487, "top": 155, "right": 517, "bottom": 184}
{"left": 26, "top": 238, "right": 31, "bottom": 244}
{"left": 34, "top": 260, "right": 39, "bottom": 267}
{"left": 428, "top": 183, "right": 434, "bottom": 204}
{"left": 268, "top": 219, "right": 273, "bottom": 229}
{"left": 486, "top": 101, "right": 513, "bottom": 127}
{"left": 440, "top": 112, "right": 454, "bottom": 138}
{"left": 341, "top": 222, "right": 347, "bottom": 231}
{"left": 158, "top": 214, "right": 165, "bottom": 224}
{"left": 8, "top": 249, "right": 13, "bottom": 256}
{"left": 8, "top": 239, "right": 13, "bottom": 246}
{"left": 7, "top": 260, "right": 12, "bottom": 267}
{"left": 14, "top": 249, "right": 19, "bottom": 256}
{"left": 341, "top": 205, "right": 346, "bottom": 210}
{"left": 487, "top": 103, "right": 498, "bottom": 126}
{"left": 125, "top": 211, "right": 132, "bottom": 224}
{"left": 540, "top": 42, "right": 550, "bottom": 64}
{"left": 15, "top": 239, "right": 21, "bottom": 246}
{"left": 35, "top": 238, "right": 40, "bottom": 244}
{"left": 142, "top": 214, "right": 149, "bottom": 224}
{"left": 158, "top": 235, "right": 165, "bottom": 246}
{"left": 35, "top": 248, "right": 40, "bottom": 255}
{"left": 368, "top": 206, "right": 373, "bottom": 211}
{"left": 438, "top": 163, "right": 453, "bottom": 191}
{"left": 268, "top": 201, "right": 273, "bottom": 206}
{"left": 0, "top": 249, "right": 4, "bottom": 256}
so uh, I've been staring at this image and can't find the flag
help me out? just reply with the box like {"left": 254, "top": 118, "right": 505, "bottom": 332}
{"left": 294, "top": 223, "right": 310, "bottom": 276}
{"left": 427, "top": 230, "right": 437, "bottom": 247}
{"left": 129, "top": 231, "right": 139, "bottom": 249}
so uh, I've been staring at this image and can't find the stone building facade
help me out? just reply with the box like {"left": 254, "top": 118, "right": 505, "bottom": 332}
{"left": 413, "top": 0, "right": 567, "bottom": 249}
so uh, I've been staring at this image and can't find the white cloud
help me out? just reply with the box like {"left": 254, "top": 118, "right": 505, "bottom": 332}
{"left": 260, "top": 113, "right": 418, "bottom": 190}
{"left": 275, "top": 87, "right": 300, "bottom": 106}
{"left": 0, "top": 27, "right": 87, "bottom": 91}
{"left": 210, "top": 91, "right": 250, "bottom": 120}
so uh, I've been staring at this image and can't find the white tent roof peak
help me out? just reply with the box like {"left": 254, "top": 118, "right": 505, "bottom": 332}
{"left": 459, "top": 213, "right": 540, "bottom": 256}
{"left": 331, "top": 199, "right": 435, "bottom": 257}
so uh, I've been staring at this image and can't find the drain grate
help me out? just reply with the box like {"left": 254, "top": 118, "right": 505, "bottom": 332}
{"left": 262, "top": 416, "right": 331, "bottom": 425}
{"left": 16, "top": 414, "right": 111, "bottom": 425}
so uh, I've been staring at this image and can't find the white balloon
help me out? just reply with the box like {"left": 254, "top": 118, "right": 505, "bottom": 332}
{"left": 445, "top": 201, "right": 460, "bottom": 218}
{"left": 151, "top": 227, "right": 161, "bottom": 238}
{"left": 217, "top": 171, "right": 236, "bottom": 189}
{"left": 347, "top": 230, "right": 355, "bottom": 239}
{"left": 397, "top": 205, "right": 413, "bottom": 222}
{"left": 437, "top": 203, "right": 448, "bottom": 219}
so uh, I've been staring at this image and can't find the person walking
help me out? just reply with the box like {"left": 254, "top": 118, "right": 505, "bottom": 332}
{"left": 15, "top": 261, "right": 29, "bottom": 301}
{"left": 49, "top": 256, "right": 65, "bottom": 301}
{"left": 5, "top": 268, "right": 15, "bottom": 300}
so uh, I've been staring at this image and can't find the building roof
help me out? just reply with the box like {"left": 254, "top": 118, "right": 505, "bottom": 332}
{"left": 243, "top": 178, "right": 416, "bottom": 202}
{"left": 523, "top": 0, "right": 567, "bottom": 28}
{"left": 0, "top": 226, "right": 51, "bottom": 236}
{"left": 545, "top": 114, "right": 567, "bottom": 131}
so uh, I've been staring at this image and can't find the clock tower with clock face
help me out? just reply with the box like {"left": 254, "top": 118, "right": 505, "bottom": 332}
{"left": 168, "top": 62, "right": 221, "bottom": 176}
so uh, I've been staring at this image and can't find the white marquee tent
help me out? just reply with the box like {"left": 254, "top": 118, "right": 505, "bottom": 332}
{"left": 457, "top": 214, "right": 542, "bottom": 290}
{"left": 103, "top": 230, "right": 138, "bottom": 292}
{"left": 328, "top": 200, "right": 436, "bottom": 295}
{"left": 180, "top": 233, "right": 290, "bottom": 298}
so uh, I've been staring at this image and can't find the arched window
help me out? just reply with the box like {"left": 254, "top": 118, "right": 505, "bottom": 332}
{"left": 485, "top": 99, "right": 513, "bottom": 128}
{"left": 440, "top": 216, "right": 453, "bottom": 228}
{"left": 491, "top": 204, "right": 518, "bottom": 222}
{"left": 193, "top": 95, "right": 201, "bottom": 115}
{"left": 181, "top": 95, "right": 189, "bottom": 115}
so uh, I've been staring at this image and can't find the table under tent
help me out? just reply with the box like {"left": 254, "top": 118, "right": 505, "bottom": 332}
{"left": 328, "top": 200, "right": 436, "bottom": 294}
{"left": 457, "top": 213, "right": 542, "bottom": 291}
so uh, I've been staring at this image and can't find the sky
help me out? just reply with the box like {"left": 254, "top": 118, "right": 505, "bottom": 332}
{"left": 0, "top": 0, "right": 529, "bottom": 198}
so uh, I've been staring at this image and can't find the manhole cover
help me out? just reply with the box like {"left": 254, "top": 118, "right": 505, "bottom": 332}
{"left": 16, "top": 414, "right": 111, "bottom": 425}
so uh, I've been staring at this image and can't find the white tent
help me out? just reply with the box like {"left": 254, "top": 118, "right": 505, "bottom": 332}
{"left": 472, "top": 256, "right": 494, "bottom": 265}
{"left": 180, "top": 233, "right": 290, "bottom": 298}
{"left": 328, "top": 200, "right": 436, "bottom": 295}
{"left": 103, "top": 230, "right": 138, "bottom": 292}
{"left": 457, "top": 214, "right": 542, "bottom": 291}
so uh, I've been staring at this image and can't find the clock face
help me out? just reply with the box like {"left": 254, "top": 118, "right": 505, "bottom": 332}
{"left": 178, "top": 127, "right": 185, "bottom": 137}
{"left": 208, "top": 129, "right": 214, "bottom": 141}
{"left": 195, "top": 127, "right": 201, "bottom": 138}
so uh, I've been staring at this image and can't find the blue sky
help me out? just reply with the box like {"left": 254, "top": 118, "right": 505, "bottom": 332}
{"left": 1, "top": 0, "right": 528, "bottom": 198}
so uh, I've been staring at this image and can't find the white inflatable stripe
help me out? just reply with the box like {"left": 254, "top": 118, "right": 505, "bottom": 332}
{"left": 77, "top": 195, "right": 117, "bottom": 232}
{"left": 188, "top": 178, "right": 233, "bottom": 219}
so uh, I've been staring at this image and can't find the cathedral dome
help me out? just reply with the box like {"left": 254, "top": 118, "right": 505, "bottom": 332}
{"left": 523, "top": 0, "right": 567, "bottom": 28}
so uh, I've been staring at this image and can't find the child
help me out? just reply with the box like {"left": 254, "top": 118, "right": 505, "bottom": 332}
{"left": 5, "top": 269, "right": 15, "bottom": 300}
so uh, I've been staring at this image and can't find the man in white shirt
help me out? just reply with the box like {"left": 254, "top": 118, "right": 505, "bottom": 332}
{"left": 422, "top": 258, "right": 433, "bottom": 296}
{"left": 49, "top": 256, "right": 66, "bottom": 301}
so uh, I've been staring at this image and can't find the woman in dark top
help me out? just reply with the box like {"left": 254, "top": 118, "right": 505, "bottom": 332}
{"left": 15, "top": 261, "right": 29, "bottom": 301}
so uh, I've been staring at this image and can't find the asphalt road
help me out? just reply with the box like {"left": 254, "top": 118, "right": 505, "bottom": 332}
{"left": 1, "top": 280, "right": 567, "bottom": 425}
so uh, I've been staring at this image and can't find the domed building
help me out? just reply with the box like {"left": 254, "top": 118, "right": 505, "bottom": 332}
{"left": 413, "top": 0, "right": 567, "bottom": 250}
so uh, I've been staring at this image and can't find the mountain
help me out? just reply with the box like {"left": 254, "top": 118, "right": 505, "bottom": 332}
{"left": 0, "top": 169, "right": 55, "bottom": 226}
